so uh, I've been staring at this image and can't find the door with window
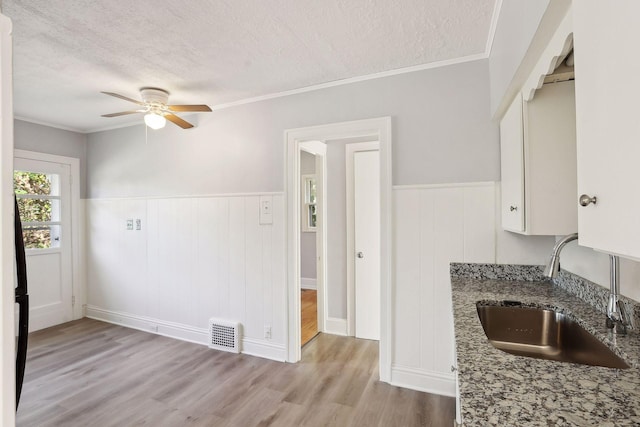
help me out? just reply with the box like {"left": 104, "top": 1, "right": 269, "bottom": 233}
{"left": 14, "top": 157, "right": 73, "bottom": 331}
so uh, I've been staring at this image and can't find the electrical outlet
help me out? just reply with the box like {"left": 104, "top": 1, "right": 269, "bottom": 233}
{"left": 135, "top": 219, "right": 142, "bottom": 230}
{"left": 126, "top": 219, "right": 134, "bottom": 230}
{"left": 259, "top": 196, "right": 273, "bottom": 224}
{"left": 264, "top": 325, "right": 272, "bottom": 339}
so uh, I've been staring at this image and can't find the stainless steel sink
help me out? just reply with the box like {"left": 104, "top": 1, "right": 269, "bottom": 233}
{"left": 476, "top": 302, "right": 629, "bottom": 369}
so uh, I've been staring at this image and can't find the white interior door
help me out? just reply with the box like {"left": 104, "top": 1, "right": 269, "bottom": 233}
{"left": 14, "top": 157, "right": 73, "bottom": 331}
{"left": 354, "top": 150, "right": 380, "bottom": 340}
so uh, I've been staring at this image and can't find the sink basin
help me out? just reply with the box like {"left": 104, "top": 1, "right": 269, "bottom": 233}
{"left": 476, "top": 302, "right": 629, "bottom": 369}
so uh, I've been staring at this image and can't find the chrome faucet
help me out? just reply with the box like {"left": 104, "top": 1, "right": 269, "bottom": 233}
{"left": 606, "top": 255, "right": 631, "bottom": 334}
{"left": 543, "top": 233, "right": 579, "bottom": 278}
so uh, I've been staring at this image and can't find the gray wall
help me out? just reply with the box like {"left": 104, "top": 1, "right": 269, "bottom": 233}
{"left": 87, "top": 59, "right": 499, "bottom": 198}
{"left": 325, "top": 139, "right": 348, "bottom": 318}
{"left": 300, "top": 150, "right": 316, "bottom": 281}
{"left": 15, "top": 119, "right": 88, "bottom": 197}
{"left": 86, "top": 59, "right": 499, "bottom": 320}
{"left": 489, "top": 0, "right": 550, "bottom": 115}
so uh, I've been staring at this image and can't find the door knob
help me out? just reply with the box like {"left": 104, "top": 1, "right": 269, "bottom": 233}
{"left": 509, "top": 205, "right": 517, "bottom": 212}
{"left": 356, "top": 252, "right": 364, "bottom": 259}
{"left": 579, "top": 194, "right": 597, "bottom": 207}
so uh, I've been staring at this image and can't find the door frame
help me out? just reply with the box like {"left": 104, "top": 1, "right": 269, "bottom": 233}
{"left": 299, "top": 141, "right": 327, "bottom": 339}
{"left": 345, "top": 141, "right": 380, "bottom": 337}
{"left": 0, "top": 13, "right": 14, "bottom": 422}
{"left": 285, "top": 117, "right": 392, "bottom": 384}
{"left": 14, "top": 150, "right": 83, "bottom": 321}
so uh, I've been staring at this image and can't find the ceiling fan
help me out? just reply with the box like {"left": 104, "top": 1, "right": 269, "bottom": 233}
{"left": 101, "top": 88, "right": 212, "bottom": 129}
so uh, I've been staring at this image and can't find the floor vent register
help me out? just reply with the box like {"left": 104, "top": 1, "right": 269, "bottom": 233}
{"left": 208, "top": 318, "right": 241, "bottom": 353}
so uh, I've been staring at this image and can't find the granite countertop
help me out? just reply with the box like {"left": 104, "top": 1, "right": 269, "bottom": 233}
{"left": 451, "top": 266, "right": 640, "bottom": 426}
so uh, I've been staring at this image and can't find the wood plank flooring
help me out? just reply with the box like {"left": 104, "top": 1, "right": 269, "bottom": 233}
{"left": 301, "top": 289, "right": 318, "bottom": 346}
{"left": 17, "top": 319, "right": 455, "bottom": 427}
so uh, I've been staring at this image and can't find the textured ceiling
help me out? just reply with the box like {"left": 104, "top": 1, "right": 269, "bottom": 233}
{"left": 3, "top": 0, "right": 498, "bottom": 133}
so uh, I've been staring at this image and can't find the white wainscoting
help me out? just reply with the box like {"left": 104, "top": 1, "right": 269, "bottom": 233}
{"left": 86, "top": 184, "right": 496, "bottom": 376}
{"left": 86, "top": 193, "right": 287, "bottom": 361}
{"left": 392, "top": 182, "right": 496, "bottom": 396}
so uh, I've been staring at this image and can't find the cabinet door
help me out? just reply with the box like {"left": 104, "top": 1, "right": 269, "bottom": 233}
{"left": 524, "top": 81, "right": 577, "bottom": 236}
{"left": 574, "top": 1, "right": 640, "bottom": 259}
{"left": 500, "top": 93, "right": 525, "bottom": 232}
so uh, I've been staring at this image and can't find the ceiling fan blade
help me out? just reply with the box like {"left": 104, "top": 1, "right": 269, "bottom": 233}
{"left": 101, "top": 110, "right": 144, "bottom": 117}
{"left": 165, "top": 114, "right": 194, "bottom": 129}
{"left": 168, "top": 104, "right": 212, "bottom": 112}
{"left": 101, "top": 91, "right": 144, "bottom": 106}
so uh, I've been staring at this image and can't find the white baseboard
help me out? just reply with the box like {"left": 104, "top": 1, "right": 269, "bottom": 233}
{"left": 86, "top": 306, "right": 286, "bottom": 362}
{"left": 301, "top": 278, "right": 317, "bottom": 290}
{"left": 242, "top": 338, "right": 286, "bottom": 362}
{"left": 390, "top": 364, "right": 455, "bottom": 397}
{"left": 86, "top": 306, "right": 208, "bottom": 344}
{"left": 324, "top": 317, "right": 348, "bottom": 336}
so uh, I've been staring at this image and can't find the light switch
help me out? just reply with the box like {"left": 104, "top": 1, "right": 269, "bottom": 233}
{"left": 126, "top": 219, "right": 134, "bottom": 230}
{"left": 135, "top": 219, "right": 142, "bottom": 230}
{"left": 259, "top": 196, "right": 273, "bottom": 225}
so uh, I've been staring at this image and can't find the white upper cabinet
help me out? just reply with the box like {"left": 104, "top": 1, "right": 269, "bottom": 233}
{"left": 500, "top": 81, "right": 578, "bottom": 235}
{"left": 573, "top": 1, "right": 640, "bottom": 260}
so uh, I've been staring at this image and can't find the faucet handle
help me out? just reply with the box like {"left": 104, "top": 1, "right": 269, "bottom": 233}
{"left": 607, "top": 294, "right": 631, "bottom": 334}
{"left": 607, "top": 316, "right": 628, "bottom": 335}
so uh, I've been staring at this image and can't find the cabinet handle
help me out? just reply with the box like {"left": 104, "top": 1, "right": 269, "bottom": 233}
{"left": 579, "top": 194, "right": 597, "bottom": 207}
{"left": 509, "top": 205, "right": 517, "bottom": 212}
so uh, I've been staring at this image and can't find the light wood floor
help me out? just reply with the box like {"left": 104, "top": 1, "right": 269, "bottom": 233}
{"left": 17, "top": 319, "right": 455, "bottom": 427}
{"left": 301, "top": 289, "right": 318, "bottom": 347}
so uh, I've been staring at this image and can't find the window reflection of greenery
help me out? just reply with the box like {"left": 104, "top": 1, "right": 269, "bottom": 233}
{"left": 301, "top": 175, "right": 317, "bottom": 232}
{"left": 309, "top": 204, "right": 317, "bottom": 228}
{"left": 305, "top": 177, "right": 317, "bottom": 229}
{"left": 14, "top": 171, "right": 53, "bottom": 249}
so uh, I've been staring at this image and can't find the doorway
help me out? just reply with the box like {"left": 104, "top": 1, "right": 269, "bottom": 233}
{"left": 299, "top": 142, "right": 326, "bottom": 347}
{"left": 300, "top": 152, "right": 318, "bottom": 346}
{"left": 285, "top": 117, "right": 392, "bottom": 383}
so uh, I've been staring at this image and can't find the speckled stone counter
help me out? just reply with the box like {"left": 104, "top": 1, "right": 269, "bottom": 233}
{"left": 451, "top": 264, "right": 640, "bottom": 426}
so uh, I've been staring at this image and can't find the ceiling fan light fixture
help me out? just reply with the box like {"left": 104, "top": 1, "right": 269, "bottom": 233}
{"left": 102, "top": 88, "right": 210, "bottom": 129}
{"left": 144, "top": 112, "right": 166, "bottom": 129}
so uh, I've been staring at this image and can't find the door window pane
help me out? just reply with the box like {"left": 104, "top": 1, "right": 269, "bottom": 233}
{"left": 16, "top": 197, "right": 60, "bottom": 223}
{"left": 14, "top": 171, "right": 57, "bottom": 196}
{"left": 14, "top": 170, "right": 62, "bottom": 249}
{"left": 21, "top": 225, "right": 61, "bottom": 249}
